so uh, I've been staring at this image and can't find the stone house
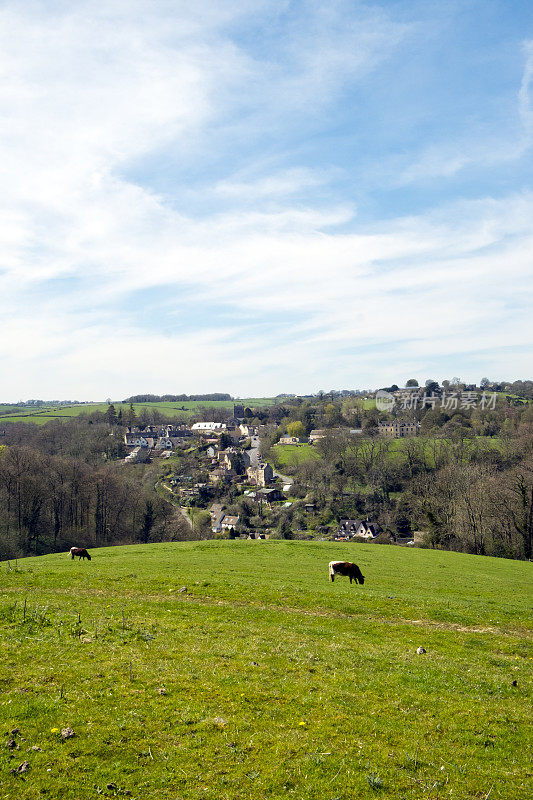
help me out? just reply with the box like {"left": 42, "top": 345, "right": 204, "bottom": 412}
{"left": 239, "top": 424, "right": 257, "bottom": 436}
{"left": 220, "top": 515, "right": 240, "bottom": 531}
{"left": 217, "top": 448, "right": 250, "bottom": 474}
{"left": 209, "top": 468, "right": 234, "bottom": 484}
{"left": 124, "top": 433, "right": 154, "bottom": 448}
{"left": 308, "top": 429, "right": 326, "bottom": 444}
{"left": 246, "top": 462, "right": 274, "bottom": 486}
{"left": 255, "top": 487, "right": 284, "bottom": 504}
{"left": 210, "top": 504, "right": 225, "bottom": 533}
{"left": 379, "top": 421, "right": 419, "bottom": 438}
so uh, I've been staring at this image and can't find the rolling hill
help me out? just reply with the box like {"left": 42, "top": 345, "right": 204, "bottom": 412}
{"left": 0, "top": 541, "right": 530, "bottom": 799}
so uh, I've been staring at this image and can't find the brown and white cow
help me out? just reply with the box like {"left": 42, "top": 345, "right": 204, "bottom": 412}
{"left": 328, "top": 560, "right": 364, "bottom": 584}
{"left": 69, "top": 547, "right": 91, "bottom": 561}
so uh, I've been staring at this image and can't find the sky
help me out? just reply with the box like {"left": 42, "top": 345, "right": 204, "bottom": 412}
{"left": 0, "top": 0, "right": 532, "bottom": 401}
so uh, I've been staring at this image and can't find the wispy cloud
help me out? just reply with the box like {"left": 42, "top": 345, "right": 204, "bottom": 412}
{"left": 0, "top": 1, "right": 531, "bottom": 400}
{"left": 518, "top": 39, "right": 533, "bottom": 135}
{"left": 212, "top": 168, "right": 329, "bottom": 200}
{"left": 400, "top": 37, "right": 533, "bottom": 184}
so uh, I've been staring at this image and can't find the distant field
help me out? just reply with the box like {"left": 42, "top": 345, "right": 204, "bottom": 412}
{"left": 0, "top": 390, "right": 527, "bottom": 426}
{"left": 0, "top": 398, "right": 280, "bottom": 425}
{"left": 0, "top": 542, "right": 530, "bottom": 800}
{"left": 272, "top": 443, "right": 321, "bottom": 467}
{"left": 271, "top": 436, "right": 504, "bottom": 471}
{"left": 383, "top": 435, "right": 504, "bottom": 465}
{"left": 362, "top": 397, "right": 377, "bottom": 409}
{"left": 493, "top": 391, "right": 530, "bottom": 403}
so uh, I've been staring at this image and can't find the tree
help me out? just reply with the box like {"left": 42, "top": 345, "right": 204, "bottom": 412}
{"left": 406, "top": 378, "right": 419, "bottom": 387}
{"left": 287, "top": 421, "right": 305, "bottom": 439}
{"left": 189, "top": 509, "right": 212, "bottom": 539}
{"left": 394, "top": 498, "right": 413, "bottom": 536}
{"left": 496, "top": 464, "right": 533, "bottom": 560}
{"left": 229, "top": 451, "right": 246, "bottom": 475}
{"left": 125, "top": 403, "right": 137, "bottom": 427}
{"left": 341, "top": 396, "right": 362, "bottom": 423}
{"left": 324, "top": 403, "right": 342, "bottom": 426}
{"left": 276, "top": 509, "right": 293, "bottom": 539}
{"left": 141, "top": 500, "right": 155, "bottom": 543}
{"left": 219, "top": 432, "right": 232, "bottom": 450}
{"left": 105, "top": 404, "right": 118, "bottom": 425}
{"left": 451, "top": 377, "right": 464, "bottom": 392}
{"left": 362, "top": 409, "right": 381, "bottom": 436}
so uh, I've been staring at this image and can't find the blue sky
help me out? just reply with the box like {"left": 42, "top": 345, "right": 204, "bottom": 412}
{"left": 0, "top": 0, "right": 531, "bottom": 401}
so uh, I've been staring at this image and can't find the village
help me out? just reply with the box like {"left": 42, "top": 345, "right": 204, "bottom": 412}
{"left": 104, "top": 378, "right": 527, "bottom": 550}
{"left": 121, "top": 404, "right": 392, "bottom": 542}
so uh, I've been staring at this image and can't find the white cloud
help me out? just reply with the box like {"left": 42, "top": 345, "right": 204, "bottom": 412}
{"left": 212, "top": 167, "right": 330, "bottom": 200}
{"left": 0, "top": 1, "right": 531, "bottom": 400}
{"left": 518, "top": 39, "right": 533, "bottom": 135}
{"left": 2, "top": 185, "right": 532, "bottom": 398}
{"left": 399, "top": 39, "right": 533, "bottom": 184}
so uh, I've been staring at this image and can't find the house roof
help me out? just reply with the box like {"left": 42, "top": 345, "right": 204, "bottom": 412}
{"left": 221, "top": 515, "right": 239, "bottom": 526}
{"left": 366, "top": 523, "right": 380, "bottom": 535}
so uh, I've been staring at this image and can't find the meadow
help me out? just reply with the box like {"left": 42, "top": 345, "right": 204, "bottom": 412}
{"left": 271, "top": 436, "right": 504, "bottom": 471}
{"left": 271, "top": 443, "right": 321, "bottom": 467}
{"left": 0, "top": 542, "right": 531, "bottom": 800}
{"left": 0, "top": 399, "right": 279, "bottom": 425}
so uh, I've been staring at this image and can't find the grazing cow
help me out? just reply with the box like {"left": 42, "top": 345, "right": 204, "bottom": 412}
{"left": 69, "top": 547, "right": 91, "bottom": 561}
{"left": 328, "top": 560, "right": 364, "bottom": 585}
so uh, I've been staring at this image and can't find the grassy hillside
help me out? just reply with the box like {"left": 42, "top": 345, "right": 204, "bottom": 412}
{"left": 271, "top": 443, "right": 321, "bottom": 467}
{"left": 0, "top": 398, "right": 278, "bottom": 425}
{"left": 271, "top": 436, "right": 504, "bottom": 471}
{"left": 0, "top": 542, "right": 531, "bottom": 800}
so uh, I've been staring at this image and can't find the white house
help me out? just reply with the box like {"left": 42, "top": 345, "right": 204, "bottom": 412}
{"left": 220, "top": 515, "right": 240, "bottom": 531}
{"left": 336, "top": 520, "right": 381, "bottom": 539}
{"left": 191, "top": 422, "right": 227, "bottom": 434}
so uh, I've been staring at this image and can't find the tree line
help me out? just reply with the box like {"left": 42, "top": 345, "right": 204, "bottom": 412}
{"left": 123, "top": 393, "right": 232, "bottom": 403}
{"left": 0, "top": 419, "right": 180, "bottom": 561}
{"left": 255, "top": 384, "right": 533, "bottom": 559}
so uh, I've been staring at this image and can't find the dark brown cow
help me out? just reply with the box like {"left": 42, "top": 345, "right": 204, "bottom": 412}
{"left": 328, "top": 560, "right": 364, "bottom": 584}
{"left": 69, "top": 547, "right": 91, "bottom": 561}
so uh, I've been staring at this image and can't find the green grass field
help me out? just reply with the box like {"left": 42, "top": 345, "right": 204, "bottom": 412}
{"left": 271, "top": 436, "right": 503, "bottom": 472}
{"left": 0, "top": 399, "right": 279, "bottom": 425}
{"left": 271, "top": 443, "right": 321, "bottom": 467}
{"left": 382, "top": 436, "right": 504, "bottom": 466}
{"left": 0, "top": 542, "right": 531, "bottom": 800}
